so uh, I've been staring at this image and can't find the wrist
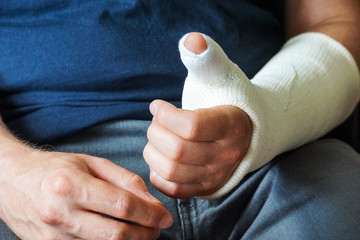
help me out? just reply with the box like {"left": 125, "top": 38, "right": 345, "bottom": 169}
{"left": 0, "top": 126, "right": 39, "bottom": 181}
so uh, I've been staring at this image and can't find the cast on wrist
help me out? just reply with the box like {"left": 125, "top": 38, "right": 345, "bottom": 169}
{"left": 180, "top": 32, "right": 360, "bottom": 198}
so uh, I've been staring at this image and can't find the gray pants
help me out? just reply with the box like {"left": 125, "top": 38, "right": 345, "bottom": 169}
{"left": 2, "top": 120, "right": 360, "bottom": 239}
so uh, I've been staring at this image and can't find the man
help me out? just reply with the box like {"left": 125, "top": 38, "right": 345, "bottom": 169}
{"left": 0, "top": 0, "right": 359, "bottom": 239}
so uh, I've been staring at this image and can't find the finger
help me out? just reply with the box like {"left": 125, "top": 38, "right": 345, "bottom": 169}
{"left": 84, "top": 155, "right": 160, "bottom": 203}
{"left": 150, "top": 170, "right": 213, "bottom": 199}
{"left": 70, "top": 210, "right": 160, "bottom": 240}
{"left": 143, "top": 142, "right": 210, "bottom": 184}
{"left": 68, "top": 171, "right": 173, "bottom": 229}
{"left": 146, "top": 120, "right": 219, "bottom": 165}
{"left": 150, "top": 100, "right": 231, "bottom": 141}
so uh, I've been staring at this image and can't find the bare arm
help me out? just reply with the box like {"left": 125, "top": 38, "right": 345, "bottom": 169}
{"left": 286, "top": 0, "right": 360, "bottom": 66}
{"left": 0, "top": 118, "right": 30, "bottom": 178}
{"left": 0, "top": 116, "right": 172, "bottom": 238}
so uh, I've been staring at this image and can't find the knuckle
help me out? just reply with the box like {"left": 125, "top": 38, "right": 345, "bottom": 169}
{"left": 46, "top": 171, "right": 75, "bottom": 197}
{"left": 200, "top": 182, "right": 213, "bottom": 193}
{"left": 184, "top": 113, "right": 200, "bottom": 140}
{"left": 229, "top": 149, "right": 243, "bottom": 163}
{"left": 150, "top": 171, "right": 182, "bottom": 198}
{"left": 170, "top": 140, "right": 185, "bottom": 161}
{"left": 115, "top": 197, "right": 133, "bottom": 219}
{"left": 167, "top": 183, "right": 182, "bottom": 198}
{"left": 146, "top": 123, "right": 156, "bottom": 140}
{"left": 129, "top": 174, "right": 146, "bottom": 189}
{"left": 222, "top": 148, "right": 243, "bottom": 164}
{"left": 143, "top": 207, "right": 158, "bottom": 228}
{"left": 142, "top": 143, "right": 152, "bottom": 162}
{"left": 163, "top": 164, "right": 178, "bottom": 182}
{"left": 37, "top": 205, "right": 62, "bottom": 225}
{"left": 233, "top": 124, "right": 248, "bottom": 138}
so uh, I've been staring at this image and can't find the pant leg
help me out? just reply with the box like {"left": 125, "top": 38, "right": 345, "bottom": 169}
{"left": 191, "top": 138, "right": 360, "bottom": 240}
{"left": 50, "top": 120, "right": 183, "bottom": 240}
{"left": 0, "top": 120, "right": 182, "bottom": 240}
{"left": 0, "top": 220, "right": 19, "bottom": 239}
{"left": 2, "top": 120, "right": 359, "bottom": 240}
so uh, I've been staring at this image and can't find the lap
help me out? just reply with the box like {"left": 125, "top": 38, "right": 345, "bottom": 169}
{"left": 1, "top": 120, "right": 359, "bottom": 240}
{"left": 198, "top": 138, "right": 360, "bottom": 240}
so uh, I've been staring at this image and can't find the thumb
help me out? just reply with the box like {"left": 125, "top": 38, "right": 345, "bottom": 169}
{"left": 179, "top": 32, "right": 251, "bottom": 110}
{"left": 179, "top": 32, "right": 240, "bottom": 85}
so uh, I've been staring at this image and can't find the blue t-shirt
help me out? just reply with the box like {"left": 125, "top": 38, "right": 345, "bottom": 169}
{"left": 0, "top": 0, "right": 285, "bottom": 144}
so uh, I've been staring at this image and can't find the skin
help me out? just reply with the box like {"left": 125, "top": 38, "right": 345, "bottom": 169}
{"left": 0, "top": 0, "right": 360, "bottom": 239}
{"left": 285, "top": 0, "right": 360, "bottom": 66}
{"left": 184, "top": 32, "right": 208, "bottom": 54}
{"left": 144, "top": 101, "right": 252, "bottom": 198}
{"left": 0, "top": 121, "right": 172, "bottom": 239}
{"left": 144, "top": 0, "right": 360, "bottom": 199}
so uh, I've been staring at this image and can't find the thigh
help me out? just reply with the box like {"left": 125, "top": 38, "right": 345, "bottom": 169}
{"left": 51, "top": 120, "right": 182, "bottom": 240}
{"left": 0, "top": 220, "right": 19, "bottom": 240}
{"left": 3, "top": 125, "right": 358, "bottom": 240}
{"left": 193, "top": 139, "right": 360, "bottom": 240}
{"left": 1, "top": 120, "right": 183, "bottom": 240}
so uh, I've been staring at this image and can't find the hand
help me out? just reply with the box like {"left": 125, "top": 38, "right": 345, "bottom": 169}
{"left": 0, "top": 147, "right": 173, "bottom": 239}
{"left": 143, "top": 100, "right": 252, "bottom": 199}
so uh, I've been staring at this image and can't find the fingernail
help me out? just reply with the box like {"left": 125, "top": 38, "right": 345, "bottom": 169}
{"left": 150, "top": 101, "right": 158, "bottom": 117}
{"left": 158, "top": 214, "right": 173, "bottom": 229}
{"left": 184, "top": 32, "right": 207, "bottom": 54}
